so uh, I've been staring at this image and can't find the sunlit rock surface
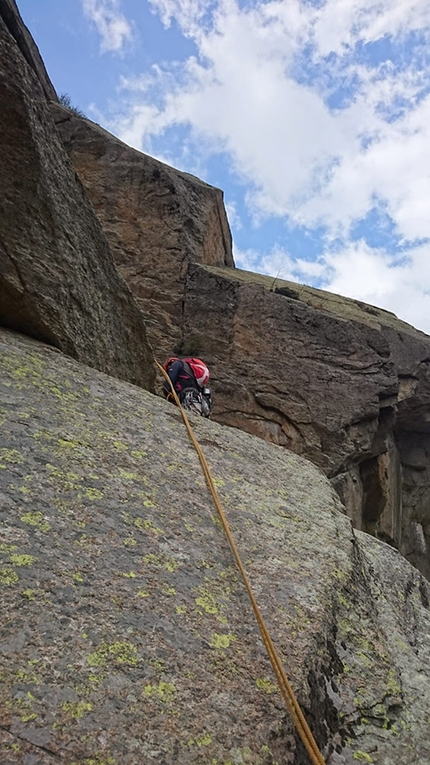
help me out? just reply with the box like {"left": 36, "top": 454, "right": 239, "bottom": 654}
{"left": 52, "top": 103, "right": 234, "bottom": 359}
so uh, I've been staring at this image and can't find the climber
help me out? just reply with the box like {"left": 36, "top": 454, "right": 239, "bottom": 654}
{"left": 162, "top": 356, "right": 212, "bottom": 417}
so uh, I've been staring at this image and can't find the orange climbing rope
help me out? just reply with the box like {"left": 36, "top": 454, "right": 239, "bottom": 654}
{"left": 155, "top": 359, "right": 326, "bottom": 765}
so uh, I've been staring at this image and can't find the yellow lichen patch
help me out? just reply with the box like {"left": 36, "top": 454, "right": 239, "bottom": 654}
{"left": 46, "top": 464, "right": 82, "bottom": 490}
{"left": 9, "top": 554, "right": 37, "bottom": 567}
{"left": 142, "top": 681, "right": 176, "bottom": 701}
{"left": 0, "top": 543, "right": 18, "bottom": 554}
{"left": 0, "top": 568, "right": 19, "bottom": 585}
{"left": 255, "top": 677, "right": 278, "bottom": 694}
{"left": 161, "top": 584, "right": 176, "bottom": 595}
{"left": 209, "top": 633, "right": 236, "bottom": 649}
{"left": 32, "top": 429, "right": 54, "bottom": 443}
{"left": 8, "top": 689, "right": 38, "bottom": 721}
{"left": 22, "top": 589, "right": 37, "bottom": 600}
{"left": 72, "top": 572, "right": 84, "bottom": 582}
{"left": 119, "top": 470, "right": 142, "bottom": 481}
{"left": 123, "top": 537, "right": 137, "bottom": 547}
{"left": 87, "top": 673, "right": 103, "bottom": 686}
{"left": 84, "top": 487, "right": 104, "bottom": 500}
{"left": 57, "top": 439, "right": 81, "bottom": 449}
{"left": 21, "top": 712, "right": 37, "bottom": 722}
{"left": 353, "top": 752, "right": 374, "bottom": 762}
{"left": 86, "top": 641, "right": 139, "bottom": 667}
{"left": 130, "top": 449, "right": 147, "bottom": 459}
{"left": 20, "top": 511, "right": 51, "bottom": 532}
{"left": 164, "top": 559, "right": 179, "bottom": 572}
{"left": 194, "top": 577, "right": 231, "bottom": 619}
{"left": 386, "top": 668, "right": 402, "bottom": 697}
{"left": 141, "top": 552, "right": 179, "bottom": 572}
{"left": 187, "top": 733, "right": 212, "bottom": 747}
{"left": 62, "top": 700, "right": 93, "bottom": 719}
{"left": 120, "top": 571, "right": 136, "bottom": 578}
{"left": 15, "top": 666, "right": 41, "bottom": 685}
{"left": 112, "top": 440, "right": 128, "bottom": 452}
{"left": 133, "top": 518, "right": 161, "bottom": 534}
{"left": 0, "top": 448, "right": 24, "bottom": 465}
{"left": 137, "top": 589, "right": 149, "bottom": 598}
{"left": 195, "top": 590, "right": 218, "bottom": 614}
{"left": 142, "top": 553, "right": 161, "bottom": 565}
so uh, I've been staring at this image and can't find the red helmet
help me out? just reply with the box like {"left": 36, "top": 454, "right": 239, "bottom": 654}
{"left": 163, "top": 357, "right": 179, "bottom": 371}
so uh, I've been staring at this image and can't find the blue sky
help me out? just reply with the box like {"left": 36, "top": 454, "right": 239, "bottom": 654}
{"left": 18, "top": 0, "right": 430, "bottom": 333}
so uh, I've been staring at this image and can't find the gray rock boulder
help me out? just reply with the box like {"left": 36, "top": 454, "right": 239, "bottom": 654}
{"left": 0, "top": 328, "right": 429, "bottom": 765}
{"left": 0, "top": 8, "right": 154, "bottom": 390}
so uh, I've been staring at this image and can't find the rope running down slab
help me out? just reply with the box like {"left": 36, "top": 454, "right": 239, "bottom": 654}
{"left": 155, "top": 359, "right": 326, "bottom": 765}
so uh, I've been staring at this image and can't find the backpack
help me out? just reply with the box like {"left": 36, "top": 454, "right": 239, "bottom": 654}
{"left": 182, "top": 357, "right": 210, "bottom": 388}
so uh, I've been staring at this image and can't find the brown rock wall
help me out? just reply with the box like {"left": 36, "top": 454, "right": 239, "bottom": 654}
{"left": 52, "top": 104, "right": 234, "bottom": 359}
{"left": 183, "top": 263, "right": 398, "bottom": 473}
{"left": 181, "top": 263, "right": 430, "bottom": 576}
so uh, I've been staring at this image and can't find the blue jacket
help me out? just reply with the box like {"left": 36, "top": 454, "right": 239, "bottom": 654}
{"left": 163, "top": 360, "right": 199, "bottom": 396}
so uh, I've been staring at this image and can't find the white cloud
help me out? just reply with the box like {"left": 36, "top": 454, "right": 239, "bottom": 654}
{"left": 108, "top": 0, "right": 430, "bottom": 331}
{"left": 319, "top": 240, "right": 430, "bottom": 332}
{"left": 310, "top": 0, "right": 430, "bottom": 57}
{"left": 82, "top": 0, "right": 133, "bottom": 52}
{"left": 236, "top": 240, "right": 430, "bottom": 333}
{"left": 234, "top": 245, "right": 297, "bottom": 280}
{"left": 234, "top": 245, "right": 325, "bottom": 283}
{"left": 114, "top": 0, "right": 430, "bottom": 236}
{"left": 225, "top": 200, "right": 242, "bottom": 230}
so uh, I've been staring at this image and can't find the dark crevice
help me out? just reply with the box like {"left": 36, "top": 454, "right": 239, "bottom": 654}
{"left": 0, "top": 724, "right": 61, "bottom": 759}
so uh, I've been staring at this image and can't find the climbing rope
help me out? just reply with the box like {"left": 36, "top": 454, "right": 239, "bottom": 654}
{"left": 155, "top": 360, "right": 326, "bottom": 765}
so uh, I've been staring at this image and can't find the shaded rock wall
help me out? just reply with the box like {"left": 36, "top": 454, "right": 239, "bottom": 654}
{"left": 0, "top": 0, "right": 57, "bottom": 100}
{"left": 1, "top": 328, "right": 429, "bottom": 765}
{"left": 0, "top": 6, "right": 154, "bottom": 390}
{"left": 52, "top": 104, "right": 234, "bottom": 359}
{"left": 181, "top": 264, "right": 430, "bottom": 578}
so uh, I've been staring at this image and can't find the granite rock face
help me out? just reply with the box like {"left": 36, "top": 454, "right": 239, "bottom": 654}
{"left": 0, "top": 7, "right": 154, "bottom": 390}
{"left": 48, "top": 98, "right": 430, "bottom": 579}
{"left": 1, "top": 328, "right": 429, "bottom": 765}
{"left": 181, "top": 264, "right": 430, "bottom": 579}
{"left": 0, "top": 0, "right": 57, "bottom": 100}
{"left": 52, "top": 103, "right": 234, "bottom": 359}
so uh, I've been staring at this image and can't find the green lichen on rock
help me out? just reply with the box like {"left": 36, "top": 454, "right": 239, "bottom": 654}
{"left": 0, "top": 329, "right": 429, "bottom": 764}
{"left": 142, "top": 681, "right": 177, "bottom": 701}
{"left": 0, "top": 568, "right": 19, "bottom": 585}
{"left": 9, "top": 554, "right": 37, "bottom": 567}
{"left": 86, "top": 641, "right": 139, "bottom": 667}
{"left": 210, "top": 633, "right": 236, "bottom": 649}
